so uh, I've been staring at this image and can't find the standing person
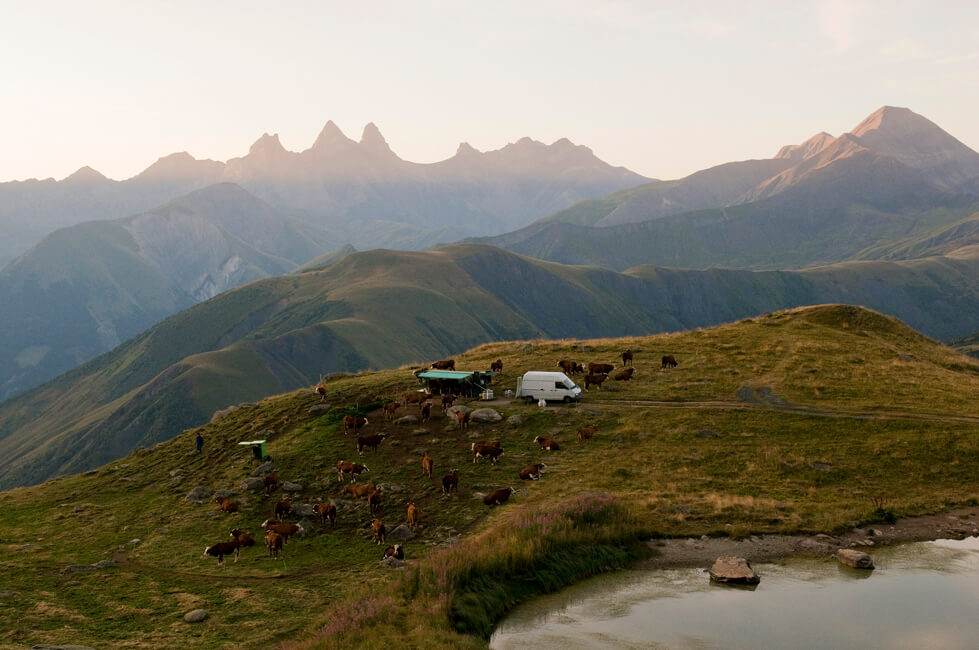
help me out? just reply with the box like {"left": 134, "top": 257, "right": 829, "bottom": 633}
{"left": 196, "top": 433, "right": 204, "bottom": 454}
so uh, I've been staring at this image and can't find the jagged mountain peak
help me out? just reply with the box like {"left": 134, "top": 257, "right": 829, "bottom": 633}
{"left": 360, "top": 122, "right": 393, "bottom": 154}
{"left": 775, "top": 132, "right": 836, "bottom": 161}
{"left": 455, "top": 142, "right": 480, "bottom": 156}
{"left": 311, "top": 120, "right": 355, "bottom": 152}
{"left": 249, "top": 133, "right": 287, "bottom": 156}
{"left": 63, "top": 165, "right": 109, "bottom": 183}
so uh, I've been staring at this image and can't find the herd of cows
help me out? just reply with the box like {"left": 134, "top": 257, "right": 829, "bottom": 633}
{"left": 202, "top": 349, "right": 678, "bottom": 568}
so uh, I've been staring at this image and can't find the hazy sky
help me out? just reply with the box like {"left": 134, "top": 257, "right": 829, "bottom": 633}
{"left": 3, "top": 0, "right": 978, "bottom": 182}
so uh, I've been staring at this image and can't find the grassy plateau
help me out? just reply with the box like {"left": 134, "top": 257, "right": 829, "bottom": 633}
{"left": 0, "top": 304, "right": 977, "bottom": 648}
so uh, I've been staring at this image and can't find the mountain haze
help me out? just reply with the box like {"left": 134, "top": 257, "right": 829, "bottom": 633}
{"left": 1, "top": 244, "right": 977, "bottom": 489}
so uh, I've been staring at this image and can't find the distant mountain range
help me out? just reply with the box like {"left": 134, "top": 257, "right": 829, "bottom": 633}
{"left": 0, "top": 123, "right": 647, "bottom": 266}
{"left": 475, "top": 107, "right": 979, "bottom": 269}
{"left": 0, "top": 243, "right": 977, "bottom": 489}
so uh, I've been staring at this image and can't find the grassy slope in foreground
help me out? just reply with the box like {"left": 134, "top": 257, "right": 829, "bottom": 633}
{"left": 0, "top": 305, "right": 978, "bottom": 648}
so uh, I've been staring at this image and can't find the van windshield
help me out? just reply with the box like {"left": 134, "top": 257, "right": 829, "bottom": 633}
{"left": 562, "top": 379, "right": 576, "bottom": 389}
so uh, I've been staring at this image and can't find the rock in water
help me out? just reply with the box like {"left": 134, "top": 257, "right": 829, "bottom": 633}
{"left": 836, "top": 548, "right": 875, "bottom": 569}
{"left": 708, "top": 556, "right": 760, "bottom": 585}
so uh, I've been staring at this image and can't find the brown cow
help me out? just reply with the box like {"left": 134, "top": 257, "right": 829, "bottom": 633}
{"left": 442, "top": 469, "right": 459, "bottom": 494}
{"left": 662, "top": 355, "right": 678, "bottom": 369}
{"left": 472, "top": 440, "right": 504, "bottom": 464}
{"left": 407, "top": 502, "right": 419, "bottom": 530}
{"left": 431, "top": 359, "right": 456, "bottom": 371}
{"left": 483, "top": 487, "right": 515, "bottom": 506}
{"left": 343, "top": 415, "right": 369, "bottom": 435}
{"left": 456, "top": 410, "right": 471, "bottom": 431}
{"left": 265, "top": 530, "right": 283, "bottom": 559}
{"left": 214, "top": 496, "right": 239, "bottom": 513}
{"left": 367, "top": 489, "right": 382, "bottom": 516}
{"left": 336, "top": 460, "right": 370, "bottom": 482}
{"left": 357, "top": 433, "right": 387, "bottom": 455}
{"left": 421, "top": 453, "right": 434, "bottom": 479}
{"left": 342, "top": 481, "right": 376, "bottom": 499}
{"left": 313, "top": 502, "right": 337, "bottom": 527}
{"left": 577, "top": 424, "right": 598, "bottom": 443}
{"left": 230, "top": 528, "right": 255, "bottom": 548}
{"left": 405, "top": 390, "right": 432, "bottom": 407}
{"left": 263, "top": 470, "right": 280, "bottom": 496}
{"left": 588, "top": 362, "right": 615, "bottom": 375}
{"left": 533, "top": 435, "right": 560, "bottom": 451}
{"left": 490, "top": 359, "right": 503, "bottom": 372}
{"left": 383, "top": 401, "right": 400, "bottom": 420}
{"left": 557, "top": 359, "right": 579, "bottom": 375}
{"left": 421, "top": 402, "right": 431, "bottom": 423}
{"left": 273, "top": 498, "right": 291, "bottom": 520}
{"left": 383, "top": 544, "right": 404, "bottom": 560}
{"left": 371, "top": 518, "right": 387, "bottom": 544}
{"left": 519, "top": 463, "right": 546, "bottom": 480}
{"left": 261, "top": 519, "right": 304, "bottom": 545}
{"left": 584, "top": 373, "right": 608, "bottom": 391}
{"left": 621, "top": 349, "right": 633, "bottom": 366}
{"left": 613, "top": 367, "right": 635, "bottom": 381}
{"left": 315, "top": 384, "right": 327, "bottom": 402}
{"left": 441, "top": 393, "right": 456, "bottom": 411}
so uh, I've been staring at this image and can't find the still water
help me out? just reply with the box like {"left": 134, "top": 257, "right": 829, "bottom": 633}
{"left": 490, "top": 537, "right": 979, "bottom": 649}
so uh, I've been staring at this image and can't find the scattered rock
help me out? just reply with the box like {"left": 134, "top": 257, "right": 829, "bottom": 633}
{"left": 308, "top": 404, "right": 331, "bottom": 414}
{"left": 242, "top": 477, "right": 265, "bottom": 491}
{"left": 63, "top": 559, "right": 116, "bottom": 574}
{"left": 555, "top": 407, "right": 571, "bottom": 416}
{"left": 547, "top": 428, "right": 563, "bottom": 436}
{"left": 898, "top": 353, "right": 915, "bottom": 362}
{"left": 696, "top": 429, "right": 719, "bottom": 438}
{"left": 15, "top": 543, "right": 40, "bottom": 552}
{"left": 708, "top": 556, "right": 760, "bottom": 585}
{"left": 470, "top": 408, "right": 503, "bottom": 423}
{"left": 810, "top": 462, "right": 832, "bottom": 472}
{"left": 291, "top": 504, "right": 315, "bottom": 517}
{"left": 394, "top": 415, "right": 419, "bottom": 425}
{"left": 836, "top": 548, "right": 874, "bottom": 569}
{"left": 213, "top": 489, "right": 237, "bottom": 499}
{"left": 579, "top": 406, "right": 602, "bottom": 415}
{"left": 211, "top": 405, "right": 238, "bottom": 422}
{"left": 447, "top": 405, "right": 472, "bottom": 417}
{"left": 380, "top": 557, "right": 406, "bottom": 569}
{"left": 30, "top": 645, "right": 96, "bottom": 650}
{"left": 506, "top": 415, "right": 523, "bottom": 427}
{"left": 377, "top": 483, "right": 405, "bottom": 494}
{"left": 185, "top": 486, "right": 212, "bottom": 503}
{"left": 387, "top": 525, "right": 416, "bottom": 542}
{"left": 128, "top": 538, "right": 141, "bottom": 547}
{"left": 868, "top": 529, "right": 883, "bottom": 537}
{"left": 183, "top": 608, "right": 209, "bottom": 623}
{"left": 250, "top": 461, "right": 275, "bottom": 477}
{"left": 282, "top": 481, "right": 303, "bottom": 492}
{"left": 169, "top": 468, "right": 184, "bottom": 477}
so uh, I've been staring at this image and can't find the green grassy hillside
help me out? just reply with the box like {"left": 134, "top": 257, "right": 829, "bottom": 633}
{"left": 0, "top": 305, "right": 977, "bottom": 648}
{"left": 2, "top": 244, "right": 979, "bottom": 490}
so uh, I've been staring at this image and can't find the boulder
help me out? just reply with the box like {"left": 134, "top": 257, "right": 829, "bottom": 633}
{"left": 282, "top": 481, "right": 303, "bottom": 492}
{"left": 291, "top": 504, "right": 315, "bottom": 517}
{"left": 506, "top": 415, "right": 523, "bottom": 427}
{"left": 183, "top": 608, "right": 209, "bottom": 623}
{"left": 708, "top": 556, "right": 760, "bottom": 585}
{"left": 447, "top": 405, "right": 472, "bottom": 417}
{"left": 380, "top": 557, "right": 405, "bottom": 569}
{"left": 308, "top": 404, "right": 331, "bottom": 414}
{"left": 387, "top": 525, "right": 416, "bottom": 542}
{"left": 213, "top": 489, "right": 237, "bottom": 499}
{"left": 185, "top": 486, "right": 212, "bottom": 503}
{"left": 579, "top": 406, "right": 602, "bottom": 415}
{"left": 470, "top": 408, "right": 503, "bottom": 423}
{"left": 210, "top": 405, "right": 238, "bottom": 422}
{"left": 394, "top": 415, "right": 419, "bottom": 425}
{"left": 836, "top": 549, "right": 875, "bottom": 569}
{"left": 250, "top": 461, "right": 275, "bottom": 477}
{"left": 241, "top": 477, "right": 265, "bottom": 491}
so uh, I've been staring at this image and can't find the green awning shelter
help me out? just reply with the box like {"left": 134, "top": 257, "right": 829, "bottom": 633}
{"left": 238, "top": 439, "right": 269, "bottom": 461}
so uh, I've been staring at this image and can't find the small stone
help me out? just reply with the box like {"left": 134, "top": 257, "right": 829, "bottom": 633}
{"left": 380, "top": 556, "right": 405, "bottom": 569}
{"left": 579, "top": 406, "right": 602, "bottom": 415}
{"left": 242, "top": 477, "right": 265, "bottom": 491}
{"left": 308, "top": 404, "right": 331, "bottom": 414}
{"left": 250, "top": 461, "right": 275, "bottom": 477}
{"left": 183, "top": 608, "right": 209, "bottom": 623}
{"left": 810, "top": 462, "right": 832, "bottom": 472}
{"left": 696, "top": 429, "right": 719, "bottom": 438}
{"left": 30, "top": 645, "right": 96, "bottom": 650}
{"left": 394, "top": 415, "right": 419, "bottom": 425}
{"left": 506, "top": 415, "right": 523, "bottom": 427}
{"left": 291, "top": 504, "right": 315, "bottom": 517}
{"left": 836, "top": 548, "right": 875, "bottom": 569}
{"left": 709, "top": 556, "right": 760, "bottom": 585}
{"left": 281, "top": 481, "right": 303, "bottom": 492}
{"left": 387, "top": 525, "right": 416, "bottom": 542}
{"left": 128, "top": 538, "right": 141, "bottom": 547}
{"left": 185, "top": 486, "right": 212, "bottom": 503}
{"left": 213, "top": 489, "right": 238, "bottom": 499}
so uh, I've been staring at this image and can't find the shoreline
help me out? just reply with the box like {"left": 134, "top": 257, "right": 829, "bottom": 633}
{"left": 638, "top": 506, "right": 979, "bottom": 570}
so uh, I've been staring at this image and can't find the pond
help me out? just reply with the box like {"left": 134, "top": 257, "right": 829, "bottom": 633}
{"left": 490, "top": 537, "right": 979, "bottom": 649}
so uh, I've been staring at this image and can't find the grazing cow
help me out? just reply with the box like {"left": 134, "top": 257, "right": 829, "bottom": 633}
{"left": 383, "top": 544, "right": 404, "bottom": 560}
{"left": 357, "top": 433, "right": 387, "bottom": 455}
{"left": 662, "top": 355, "right": 678, "bottom": 369}
{"left": 204, "top": 539, "right": 240, "bottom": 564}
{"left": 613, "top": 367, "right": 635, "bottom": 381}
{"left": 215, "top": 496, "right": 239, "bottom": 513}
{"left": 261, "top": 519, "right": 304, "bottom": 544}
{"left": 421, "top": 402, "right": 431, "bottom": 423}
{"left": 557, "top": 359, "right": 579, "bottom": 375}
{"left": 371, "top": 518, "right": 387, "bottom": 544}
{"left": 483, "top": 487, "right": 515, "bottom": 506}
{"left": 456, "top": 410, "right": 471, "bottom": 431}
{"left": 574, "top": 363, "right": 585, "bottom": 374}
{"left": 383, "top": 401, "right": 400, "bottom": 420}
{"left": 314, "top": 376, "right": 328, "bottom": 401}
{"left": 421, "top": 453, "right": 434, "bottom": 479}
{"left": 442, "top": 469, "right": 459, "bottom": 494}
{"left": 342, "top": 481, "right": 376, "bottom": 500}
{"left": 621, "top": 349, "right": 633, "bottom": 366}
{"left": 584, "top": 373, "right": 608, "bottom": 391}
{"left": 313, "top": 502, "right": 337, "bottom": 527}
{"left": 588, "top": 362, "right": 615, "bottom": 375}
{"left": 407, "top": 502, "right": 419, "bottom": 530}
{"left": 431, "top": 359, "right": 456, "bottom": 371}
{"left": 441, "top": 393, "right": 456, "bottom": 411}
{"left": 533, "top": 435, "right": 560, "bottom": 451}
{"left": 273, "top": 498, "right": 292, "bottom": 520}
{"left": 405, "top": 390, "right": 432, "bottom": 408}
{"left": 230, "top": 528, "right": 255, "bottom": 547}
{"left": 577, "top": 424, "right": 598, "bottom": 443}
{"left": 265, "top": 530, "right": 283, "bottom": 559}
{"left": 336, "top": 460, "right": 370, "bottom": 483}
{"left": 343, "top": 415, "right": 369, "bottom": 435}
{"left": 490, "top": 359, "right": 503, "bottom": 373}
{"left": 368, "top": 489, "right": 383, "bottom": 516}
{"left": 264, "top": 470, "right": 280, "bottom": 496}
{"left": 472, "top": 440, "right": 504, "bottom": 464}
{"left": 519, "top": 463, "right": 547, "bottom": 480}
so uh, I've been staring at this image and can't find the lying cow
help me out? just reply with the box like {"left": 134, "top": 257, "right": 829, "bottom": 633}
{"left": 519, "top": 463, "right": 546, "bottom": 480}
{"left": 613, "top": 367, "right": 635, "bottom": 381}
{"left": 483, "top": 487, "right": 514, "bottom": 506}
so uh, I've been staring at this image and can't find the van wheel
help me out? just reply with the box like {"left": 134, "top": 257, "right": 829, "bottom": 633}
{"left": 563, "top": 396, "right": 572, "bottom": 403}
{"left": 524, "top": 396, "right": 535, "bottom": 404}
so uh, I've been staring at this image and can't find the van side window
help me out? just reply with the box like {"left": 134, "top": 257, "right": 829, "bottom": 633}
{"left": 555, "top": 382, "right": 564, "bottom": 390}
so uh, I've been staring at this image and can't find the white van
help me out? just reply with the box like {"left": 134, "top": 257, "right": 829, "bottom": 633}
{"left": 515, "top": 371, "right": 582, "bottom": 403}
